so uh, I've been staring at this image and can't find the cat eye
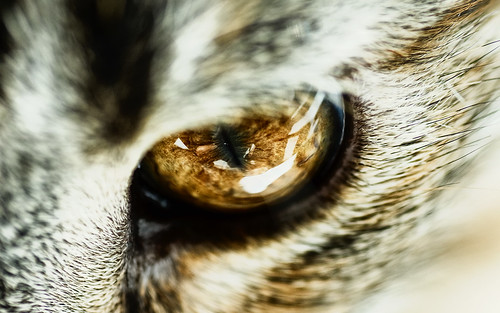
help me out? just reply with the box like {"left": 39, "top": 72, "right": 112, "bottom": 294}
{"left": 135, "top": 90, "right": 346, "bottom": 214}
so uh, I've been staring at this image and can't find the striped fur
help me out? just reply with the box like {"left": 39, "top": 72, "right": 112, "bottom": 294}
{"left": 0, "top": 0, "right": 499, "bottom": 312}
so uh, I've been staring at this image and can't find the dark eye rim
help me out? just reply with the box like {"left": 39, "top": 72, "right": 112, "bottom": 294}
{"left": 129, "top": 92, "right": 356, "bottom": 245}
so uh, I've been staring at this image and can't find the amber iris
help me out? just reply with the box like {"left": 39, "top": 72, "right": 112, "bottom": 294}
{"left": 143, "top": 92, "right": 340, "bottom": 211}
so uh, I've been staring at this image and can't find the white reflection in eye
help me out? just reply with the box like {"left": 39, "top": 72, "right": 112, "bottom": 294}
{"left": 243, "top": 144, "right": 256, "bottom": 159}
{"left": 213, "top": 159, "right": 232, "bottom": 170}
{"left": 239, "top": 154, "right": 297, "bottom": 194}
{"left": 174, "top": 138, "right": 189, "bottom": 150}
{"left": 284, "top": 136, "right": 299, "bottom": 161}
{"left": 289, "top": 91, "right": 325, "bottom": 135}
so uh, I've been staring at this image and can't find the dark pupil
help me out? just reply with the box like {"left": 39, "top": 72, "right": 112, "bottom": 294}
{"left": 213, "top": 124, "right": 248, "bottom": 169}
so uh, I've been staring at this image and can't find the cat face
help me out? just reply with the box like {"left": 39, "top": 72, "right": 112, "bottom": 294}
{"left": 0, "top": 1, "right": 499, "bottom": 312}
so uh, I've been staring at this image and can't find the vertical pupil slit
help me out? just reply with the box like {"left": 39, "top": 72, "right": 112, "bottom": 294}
{"left": 213, "top": 124, "right": 247, "bottom": 169}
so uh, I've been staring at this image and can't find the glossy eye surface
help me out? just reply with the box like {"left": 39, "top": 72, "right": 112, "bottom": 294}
{"left": 140, "top": 91, "right": 345, "bottom": 212}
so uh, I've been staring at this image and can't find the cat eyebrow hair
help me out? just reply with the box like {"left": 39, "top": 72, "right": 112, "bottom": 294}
{"left": 213, "top": 0, "right": 313, "bottom": 47}
{"left": 212, "top": 0, "right": 269, "bottom": 45}
{"left": 379, "top": 0, "right": 490, "bottom": 71}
